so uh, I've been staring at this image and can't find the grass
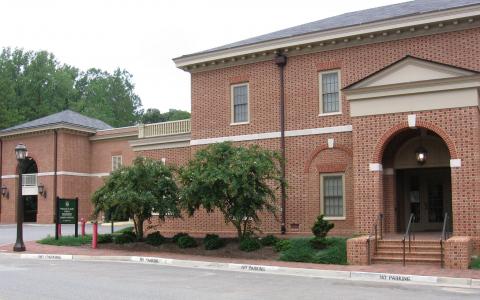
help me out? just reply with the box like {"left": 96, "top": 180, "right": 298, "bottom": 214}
{"left": 37, "top": 235, "right": 92, "bottom": 246}
{"left": 114, "top": 226, "right": 134, "bottom": 234}
{"left": 278, "top": 237, "right": 348, "bottom": 265}
{"left": 470, "top": 257, "right": 480, "bottom": 269}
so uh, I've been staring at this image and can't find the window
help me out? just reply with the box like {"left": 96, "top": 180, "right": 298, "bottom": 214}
{"left": 231, "top": 83, "right": 249, "bottom": 124}
{"left": 321, "top": 174, "right": 345, "bottom": 219}
{"left": 319, "top": 70, "right": 341, "bottom": 115}
{"left": 112, "top": 155, "right": 123, "bottom": 171}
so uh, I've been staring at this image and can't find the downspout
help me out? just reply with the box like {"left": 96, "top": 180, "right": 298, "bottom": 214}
{"left": 0, "top": 138, "right": 3, "bottom": 219}
{"left": 275, "top": 54, "right": 287, "bottom": 234}
{"left": 53, "top": 130, "right": 58, "bottom": 224}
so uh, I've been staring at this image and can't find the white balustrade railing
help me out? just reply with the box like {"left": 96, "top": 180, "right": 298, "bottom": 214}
{"left": 139, "top": 119, "right": 191, "bottom": 138}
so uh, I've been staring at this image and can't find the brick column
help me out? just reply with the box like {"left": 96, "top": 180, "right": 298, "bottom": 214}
{"left": 444, "top": 236, "right": 472, "bottom": 269}
{"left": 347, "top": 235, "right": 376, "bottom": 265}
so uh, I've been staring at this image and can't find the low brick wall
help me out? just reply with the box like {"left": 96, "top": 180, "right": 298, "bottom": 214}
{"left": 347, "top": 235, "right": 375, "bottom": 265}
{"left": 444, "top": 236, "right": 472, "bottom": 269}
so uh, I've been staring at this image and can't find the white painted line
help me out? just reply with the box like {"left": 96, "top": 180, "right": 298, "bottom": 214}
{"left": 131, "top": 256, "right": 174, "bottom": 265}
{"left": 350, "top": 271, "right": 437, "bottom": 284}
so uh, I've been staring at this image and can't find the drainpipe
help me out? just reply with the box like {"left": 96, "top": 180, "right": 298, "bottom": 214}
{"left": 275, "top": 54, "right": 287, "bottom": 235}
{"left": 53, "top": 130, "right": 58, "bottom": 237}
{"left": 0, "top": 138, "right": 2, "bottom": 219}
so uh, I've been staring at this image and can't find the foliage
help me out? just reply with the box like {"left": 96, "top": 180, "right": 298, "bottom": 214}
{"left": 115, "top": 226, "right": 134, "bottom": 234}
{"left": 260, "top": 234, "right": 279, "bottom": 246}
{"left": 274, "top": 239, "right": 292, "bottom": 252}
{"left": 0, "top": 48, "right": 143, "bottom": 129}
{"left": 92, "top": 157, "right": 180, "bottom": 240}
{"left": 239, "top": 237, "right": 262, "bottom": 252}
{"left": 177, "top": 235, "right": 197, "bottom": 248}
{"left": 203, "top": 234, "right": 225, "bottom": 250}
{"left": 141, "top": 108, "right": 191, "bottom": 124}
{"left": 98, "top": 234, "right": 113, "bottom": 244}
{"left": 471, "top": 257, "right": 480, "bottom": 269}
{"left": 172, "top": 232, "right": 189, "bottom": 243}
{"left": 278, "top": 237, "right": 347, "bottom": 265}
{"left": 179, "top": 142, "right": 283, "bottom": 239}
{"left": 309, "top": 237, "right": 328, "bottom": 249}
{"left": 145, "top": 232, "right": 165, "bottom": 246}
{"left": 311, "top": 215, "right": 334, "bottom": 238}
{"left": 37, "top": 235, "right": 92, "bottom": 246}
{"left": 114, "top": 233, "right": 136, "bottom": 244}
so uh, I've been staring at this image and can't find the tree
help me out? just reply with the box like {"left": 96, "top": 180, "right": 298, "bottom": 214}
{"left": 141, "top": 108, "right": 191, "bottom": 124}
{"left": 92, "top": 157, "right": 180, "bottom": 239}
{"left": 162, "top": 109, "right": 191, "bottom": 121}
{"left": 179, "top": 142, "right": 283, "bottom": 239}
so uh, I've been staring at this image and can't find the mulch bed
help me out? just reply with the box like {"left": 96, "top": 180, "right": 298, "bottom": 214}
{"left": 93, "top": 239, "right": 279, "bottom": 260}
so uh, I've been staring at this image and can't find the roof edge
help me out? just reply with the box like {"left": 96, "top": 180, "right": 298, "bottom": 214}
{"left": 0, "top": 122, "right": 98, "bottom": 138}
{"left": 173, "top": 4, "right": 480, "bottom": 69}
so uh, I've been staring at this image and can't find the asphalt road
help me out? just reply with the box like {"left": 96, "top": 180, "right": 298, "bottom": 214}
{"left": 0, "top": 223, "right": 128, "bottom": 246}
{"left": 0, "top": 256, "right": 478, "bottom": 300}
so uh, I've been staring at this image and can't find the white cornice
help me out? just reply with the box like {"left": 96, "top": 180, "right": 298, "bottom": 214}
{"left": 0, "top": 124, "right": 96, "bottom": 138}
{"left": 174, "top": 6, "right": 480, "bottom": 70}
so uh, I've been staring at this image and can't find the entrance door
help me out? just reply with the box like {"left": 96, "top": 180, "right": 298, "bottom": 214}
{"left": 23, "top": 195, "right": 38, "bottom": 222}
{"left": 399, "top": 168, "right": 451, "bottom": 232}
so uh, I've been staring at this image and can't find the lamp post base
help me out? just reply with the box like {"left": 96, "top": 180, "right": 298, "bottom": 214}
{"left": 13, "top": 242, "right": 26, "bottom": 252}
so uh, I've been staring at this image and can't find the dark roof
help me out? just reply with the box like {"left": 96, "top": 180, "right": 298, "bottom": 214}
{"left": 1, "top": 110, "right": 113, "bottom": 134}
{"left": 181, "top": 0, "right": 480, "bottom": 58}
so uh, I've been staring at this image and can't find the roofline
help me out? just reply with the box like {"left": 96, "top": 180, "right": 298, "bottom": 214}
{"left": 95, "top": 125, "right": 137, "bottom": 132}
{"left": 0, "top": 122, "right": 99, "bottom": 138}
{"left": 173, "top": 4, "right": 480, "bottom": 68}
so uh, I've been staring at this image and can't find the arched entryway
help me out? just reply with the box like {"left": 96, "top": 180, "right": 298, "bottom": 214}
{"left": 382, "top": 128, "right": 452, "bottom": 233}
{"left": 21, "top": 157, "right": 38, "bottom": 223}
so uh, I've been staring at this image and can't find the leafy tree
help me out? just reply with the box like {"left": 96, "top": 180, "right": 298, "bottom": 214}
{"left": 141, "top": 108, "right": 191, "bottom": 124}
{"left": 179, "top": 142, "right": 283, "bottom": 239}
{"left": 92, "top": 157, "right": 180, "bottom": 240}
{"left": 162, "top": 109, "right": 191, "bottom": 121}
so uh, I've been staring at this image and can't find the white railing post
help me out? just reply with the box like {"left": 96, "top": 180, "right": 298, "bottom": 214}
{"left": 140, "top": 119, "right": 191, "bottom": 138}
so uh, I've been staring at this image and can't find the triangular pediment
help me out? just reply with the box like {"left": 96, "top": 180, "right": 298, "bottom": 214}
{"left": 346, "top": 56, "right": 478, "bottom": 89}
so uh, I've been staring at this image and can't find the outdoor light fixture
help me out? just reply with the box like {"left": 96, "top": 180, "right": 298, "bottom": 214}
{"left": 14, "top": 143, "right": 27, "bottom": 252}
{"left": 38, "top": 183, "right": 46, "bottom": 197}
{"left": 415, "top": 146, "right": 428, "bottom": 165}
{"left": 1, "top": 186, "right": 8, "bottom": 198}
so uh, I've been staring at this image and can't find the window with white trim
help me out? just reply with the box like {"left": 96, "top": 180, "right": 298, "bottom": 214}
{"left": 112, "top": 155, "right": 123, "bottom": 171}
{"left": 321, "top": 173, "right": 345, "bottom": 219}
{"left": 231, "top": 83, "right": 249, "bottom": 124}
{"left": 319, "top": 70, "right": 341, "bottom": 114}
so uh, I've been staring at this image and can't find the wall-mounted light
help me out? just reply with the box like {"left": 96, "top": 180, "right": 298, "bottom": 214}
{"left": 1, "top": 186, "right": 8, "bottom": 198}
{"left": 38, "top": 183, "right": 46, "bottom": 198}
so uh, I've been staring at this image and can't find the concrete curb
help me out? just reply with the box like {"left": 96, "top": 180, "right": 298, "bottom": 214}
{"left": 2, "top": 252, "right": 478, "bottom": 289}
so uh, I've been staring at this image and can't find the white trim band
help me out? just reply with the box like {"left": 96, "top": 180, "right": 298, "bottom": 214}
{"left": 190, "top": 125, "right": 352, "bottom": 146}
{"left": 2, "top": 171, "right": 110, "bottom": 179}
{"left": 369, "top": 163, "right": 383, "bottom": 172}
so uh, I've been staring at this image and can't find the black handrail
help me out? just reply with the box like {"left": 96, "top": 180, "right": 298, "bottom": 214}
{"left": 402, "top": 213, "right": 415, "bottom": 266}
{"left": 440, "top": 213, "right": 449, "bottom": 268}
{"left": 367, "top": 213, "right": 384, "bottom": 265}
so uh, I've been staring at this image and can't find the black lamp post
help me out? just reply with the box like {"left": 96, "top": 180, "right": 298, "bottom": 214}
{"left": 13, "top": 143, "right": 27, "bottom": 252}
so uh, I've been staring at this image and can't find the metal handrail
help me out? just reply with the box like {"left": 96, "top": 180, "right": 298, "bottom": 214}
{"left": 402, "top": 213, "right": 415, "bottom": 266}
{"left": 440, "top": 213, "right": 449, "bottom": 268}
{"left": 367, "top": 213, "right": 384, "bottom": 265}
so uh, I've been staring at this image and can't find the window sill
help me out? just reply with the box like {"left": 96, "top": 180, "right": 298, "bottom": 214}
{"left": 324, "top": 216, "right": 346, "bottom": 221}
{"left": 318, "top": 112, "right": 342, "bottom": 117}
{"left": 230, "top": 121, "right": 250, "bottom": 126}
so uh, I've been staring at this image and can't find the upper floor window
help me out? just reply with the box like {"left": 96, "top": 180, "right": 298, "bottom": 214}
{"left": 319, "top": 70, "right": 341, "bottom": 115}
{"left": 321, "top": 173, "right": 345, "bottom": 219}
{"left": 112, "top": 155, "right": 123, "bottom": 171}
{"left": 231, "top": 83, "right": 249, "bottom": 124}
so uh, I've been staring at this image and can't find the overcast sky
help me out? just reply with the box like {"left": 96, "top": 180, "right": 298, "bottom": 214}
{"left": 0, "top": 0, "right": 403, "bottom": 112}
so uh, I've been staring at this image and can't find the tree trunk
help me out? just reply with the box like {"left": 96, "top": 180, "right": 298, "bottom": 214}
{"left": 135, "top": 217, "right": 144, "bottom": 240}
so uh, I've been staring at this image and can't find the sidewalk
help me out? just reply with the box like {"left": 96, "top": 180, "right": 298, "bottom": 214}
{"left": 1, "top": 241, "right": 479, "bottom": 287}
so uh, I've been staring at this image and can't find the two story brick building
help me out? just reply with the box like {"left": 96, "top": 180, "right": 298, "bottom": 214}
{"left": 1, "top": 0, "right": 479, "bottom": 268}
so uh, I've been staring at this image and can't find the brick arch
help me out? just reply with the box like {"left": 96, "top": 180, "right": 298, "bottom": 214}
{"left": 373, "top": 120, "right": 458, "bottom": 163}
{"left": 304, "top": 144, "right": 353, "bottom": 173}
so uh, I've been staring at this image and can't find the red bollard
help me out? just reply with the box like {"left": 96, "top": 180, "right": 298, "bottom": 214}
{"left": 92, "top": 222, "right": 98, "bottom": 249}
{"left": 81, "top": 218, "right": 86, "bottom": 237}
{"left": 57, "top": 224, "right": 62, "bottom": 238}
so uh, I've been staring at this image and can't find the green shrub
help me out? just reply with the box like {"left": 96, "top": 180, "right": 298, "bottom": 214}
{"left": 114, "top": 233, "right": 136, "bottom": 244}
{"left": 274, "top": 239, "right": 291, "bottom": 252}
{"left": 239, "top": 238, "right": 262, "bottom": 252}
{"left": 470, "top": 257, "right": 480, "bottom": 269}
{"left": 145, "top": 232, "right": 165, "bottom": 246}
{"left": 278, "top": 237, "right": 347, "bottom": 265}
{"left": 204, "top": 234, "right": 225, "bottom": 250}
{"left": 260, "top": 234, "right": 278, "bottom": 246}
{"left": 172, "top": 232, "right": 189, "bottom": 243}
{"left": 115, "top": 226, "right": 134, "bottom": 234}
{"left": 37, "top": 235, "right": 92, "bottom": 246}
{"left": 98, "top": 234, "right": 113, "bottom": 244}
{"left": 309, "top": 237, "right": 328, "bottom": 249}
{"left": 311, "top": 215, "right": 334, "bottom": 238}
{"left": 177, "top": 235, "right": 197, "bottom": 248}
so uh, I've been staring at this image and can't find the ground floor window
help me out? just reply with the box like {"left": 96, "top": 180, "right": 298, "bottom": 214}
{"left": 320, "top": 173, "right": 345, "bottom": 219}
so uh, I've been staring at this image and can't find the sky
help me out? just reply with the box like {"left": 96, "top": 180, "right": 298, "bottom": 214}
{"left": 0, "top": 0, "right": 404, "bottom": 112}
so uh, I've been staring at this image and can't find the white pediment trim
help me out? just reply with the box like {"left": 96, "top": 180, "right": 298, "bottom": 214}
{"left": 347, "top": 56, "right": 477, "bottom": 90}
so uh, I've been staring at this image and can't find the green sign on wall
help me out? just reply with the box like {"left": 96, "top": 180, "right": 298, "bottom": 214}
{"left": 57, "top": 198, "right": 78, "bottom": 225}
